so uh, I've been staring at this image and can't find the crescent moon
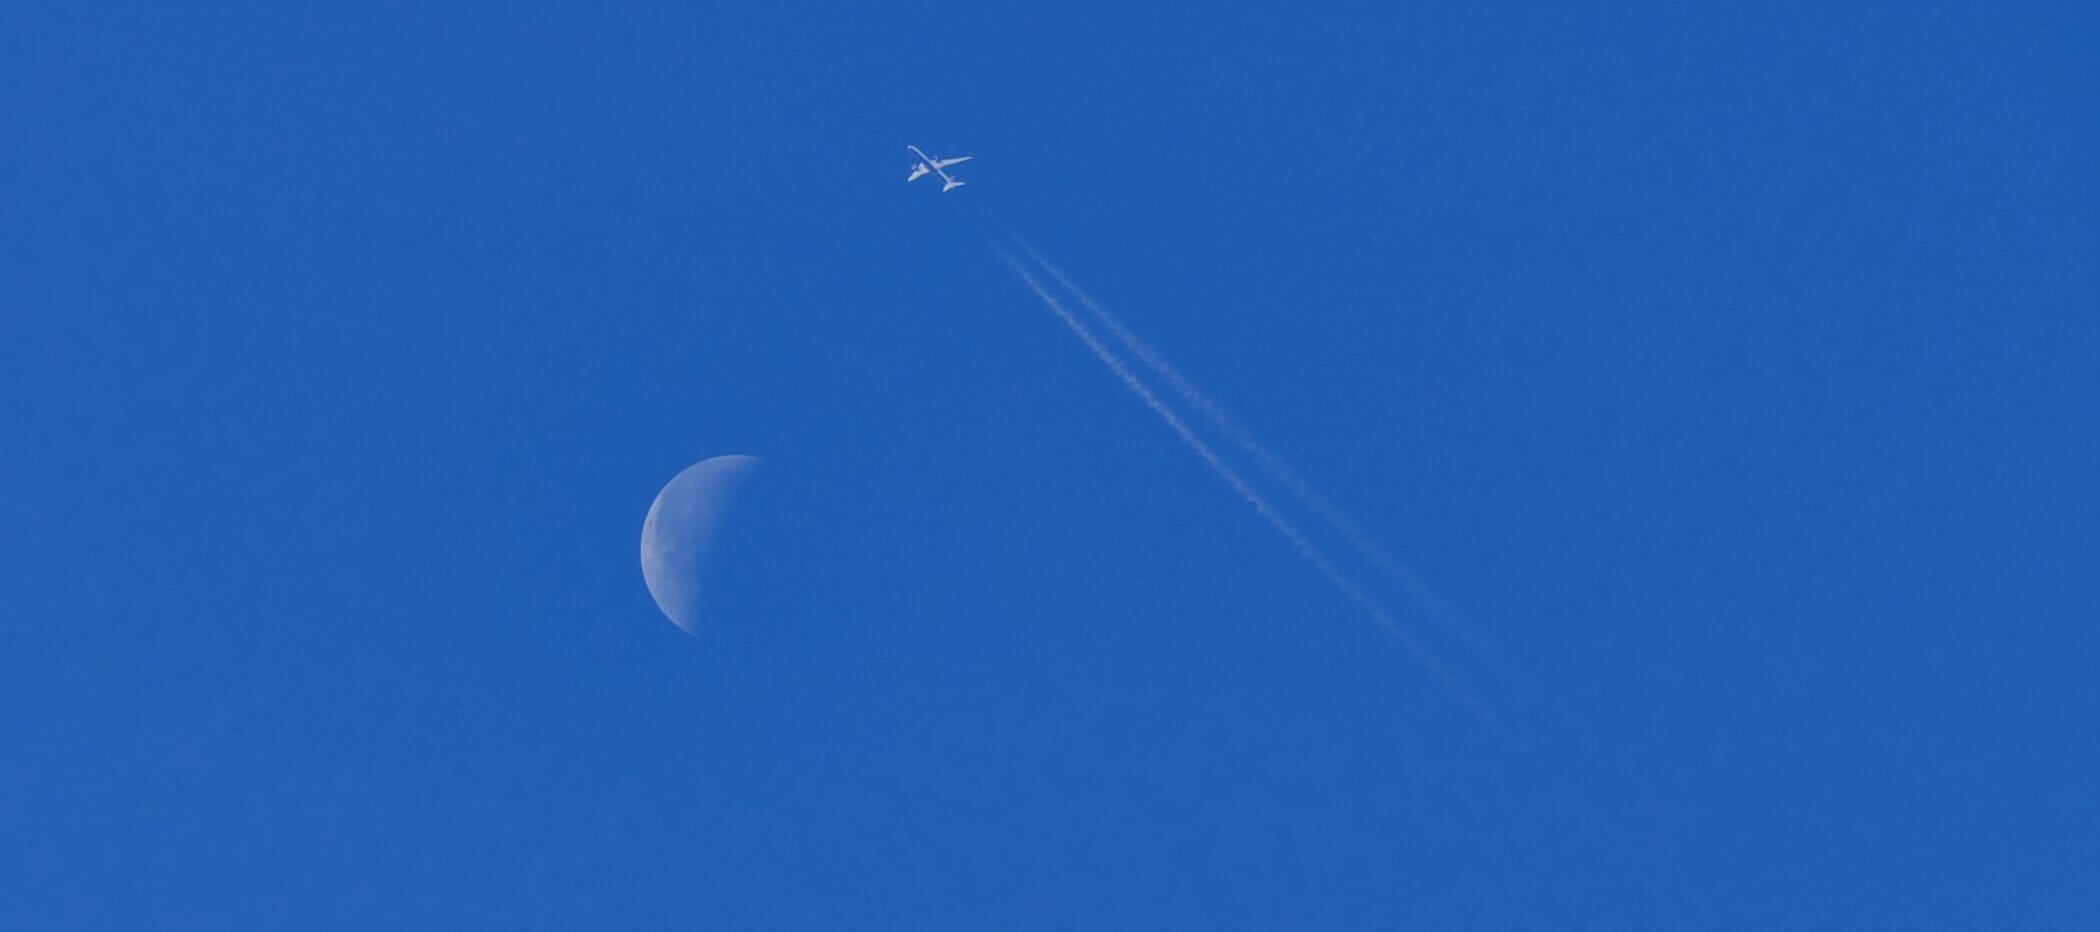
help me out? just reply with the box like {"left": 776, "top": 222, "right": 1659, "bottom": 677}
{"left": 640, "top": 454, "right": 761, "bottom": 635}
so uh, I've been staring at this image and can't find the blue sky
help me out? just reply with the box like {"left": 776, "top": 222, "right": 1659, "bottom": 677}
{"left": 5, "top": 2, "right": 2096, "bottom": 927}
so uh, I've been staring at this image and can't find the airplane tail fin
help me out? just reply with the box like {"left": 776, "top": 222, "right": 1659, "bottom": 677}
{"left": 943, "top": 179, "right": 966, "bottom": 192}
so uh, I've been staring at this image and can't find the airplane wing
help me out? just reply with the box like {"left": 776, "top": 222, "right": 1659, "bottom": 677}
{"left": 907, "top": 163, "right": 930, "bottom": 182}
{"left": 933, "top": 156, "right": 972, "bottom": 169}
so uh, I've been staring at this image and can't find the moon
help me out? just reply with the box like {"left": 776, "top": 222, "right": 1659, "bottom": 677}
{"left": 640, "top": 454, "right": 761, "bottom": 635}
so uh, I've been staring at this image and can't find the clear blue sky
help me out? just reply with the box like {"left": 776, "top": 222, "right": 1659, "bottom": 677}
{"left": 5, "top": 3, "right": 2096, "bottom": 927}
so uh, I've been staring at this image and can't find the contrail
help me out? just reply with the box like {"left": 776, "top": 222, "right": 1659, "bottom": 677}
{"left": 1015, "top": 239, "right": 1496, "bottom": 656}
{"left": 997, "top": 248, "right": 1484, "bottom": 714}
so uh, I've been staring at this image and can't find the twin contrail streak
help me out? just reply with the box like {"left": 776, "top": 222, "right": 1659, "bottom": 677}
{"left": 996, "top": 247, "right": 1480, "bottom": 711}
{"left": 1015, "top": 240, "right": 1459, "bottom": 622}
{"left": 1012, "top": 242, "right": 1509, "bottom": 666}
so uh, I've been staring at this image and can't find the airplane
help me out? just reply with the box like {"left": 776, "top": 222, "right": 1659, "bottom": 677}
{"left": 906, "top": 145, "right": 971, "bottom": 192}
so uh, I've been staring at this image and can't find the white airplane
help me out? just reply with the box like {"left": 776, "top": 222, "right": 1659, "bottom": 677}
{"left": 906, "top": 145, "right": 971, "bottom": 192}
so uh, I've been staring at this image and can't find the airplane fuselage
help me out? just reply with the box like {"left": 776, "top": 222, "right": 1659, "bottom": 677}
{"left": 907, "top": 145, "right": 961, "bottom": 188}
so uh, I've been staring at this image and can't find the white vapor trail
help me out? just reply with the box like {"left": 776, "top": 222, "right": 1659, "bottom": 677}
{"left": 997, "top": 248, "right": 1480, "bottom": 710}
{"left": 1014, "top": 240, "right": 1496, "bottom": 656}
